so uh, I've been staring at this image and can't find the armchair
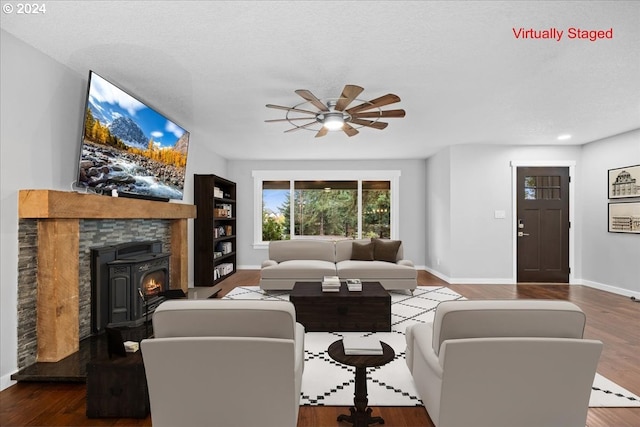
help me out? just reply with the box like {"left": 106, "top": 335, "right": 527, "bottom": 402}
{"left": 140, "top": 299, "right": 305, "bottom": 427}
{"left": 405, "top": 300, "right": 602, "bottom": 427}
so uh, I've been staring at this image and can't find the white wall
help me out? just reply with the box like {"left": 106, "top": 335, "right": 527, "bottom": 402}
{"left": 1, "top": 31, "right": 85, "bottom": 389}
{"left": 226, "top": 159, "right": 427, "bottom": 269}
{"left": 184, "top": 138, "right": 228, "bottom": 286}
{"left": 580, "top": 130, "right": 640, "bottom": 294}
{"left": 425, "top": 148, "right": 452, "bottom": 278}
{"left": 426, "top": 140, "right": 639, "bottom": 295}
{"left": 428, "top": 144, "right": 583, "bottom": 283}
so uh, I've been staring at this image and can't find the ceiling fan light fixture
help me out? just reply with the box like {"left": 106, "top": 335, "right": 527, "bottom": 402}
{"left": 322, "top": 112, "right": 345, "bottom": 131}
{"left": 266, "top": 85, "right": 404, "bottom": 137}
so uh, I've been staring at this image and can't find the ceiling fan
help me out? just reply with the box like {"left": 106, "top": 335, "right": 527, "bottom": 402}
{"left": 265, "top": 85, "right": 405, "bottom": 138}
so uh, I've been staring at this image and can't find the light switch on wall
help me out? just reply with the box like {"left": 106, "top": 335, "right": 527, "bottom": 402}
{"left": 494, "top": 210, "right": 506, "bottom": 219}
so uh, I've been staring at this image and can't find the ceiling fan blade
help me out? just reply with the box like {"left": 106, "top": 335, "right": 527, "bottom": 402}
{"left": 342, "top": 123, "right": 359, "bottom": 137}
{"left": 265, "top": 117, "right": 319, "bottom": 123}
{"left": 346, "top": 94, "right": 401, "bottom": 114}
{"left": 315, "top": 127, "right": 329, "bottom": 138}
{"left": 295, "top": 89, "right": 329, "bottom": 112}
{"left": 284, "top": 121, "right": 319, "bottom": 133}
{"left": 334, "top": 84, "right": 364, "bottom": 111}
{"left": 351, "top": 109, "right": 406, "bottom": 119}
{"left": 266, "top": 104, "right": 318, "bottom": 115}
{"left": 349, "top": 118, "right": 389, "bottom": 130}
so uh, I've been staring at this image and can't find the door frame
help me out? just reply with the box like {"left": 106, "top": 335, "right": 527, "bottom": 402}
{"left": 510, "top": 160, "right": 576, "bottom": 284}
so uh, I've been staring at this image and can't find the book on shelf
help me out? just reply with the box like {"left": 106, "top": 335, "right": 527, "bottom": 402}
{"left": 342, "top": 336, "right": 383, "bottom": 355}
{"left": 216, "top": 241, "right": 233, "bottom": 254}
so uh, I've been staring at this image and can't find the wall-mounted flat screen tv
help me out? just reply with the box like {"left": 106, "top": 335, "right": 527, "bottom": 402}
{"left": 76, "top": 71, "right": 190, "bottom": 201}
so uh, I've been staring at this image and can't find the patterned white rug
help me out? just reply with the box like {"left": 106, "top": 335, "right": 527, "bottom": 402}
{"left": 223, "top": 285, "right": 640, "bottom": 408}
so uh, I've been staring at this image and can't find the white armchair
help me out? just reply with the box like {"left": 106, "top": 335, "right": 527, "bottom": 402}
{"left": 140, "top": 299, "right": 305, "bottom": 427}
{"left": 405, "top": 300, "right": 603, "bottom": 427}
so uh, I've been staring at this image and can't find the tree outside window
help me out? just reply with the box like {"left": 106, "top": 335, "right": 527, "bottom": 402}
{"left": 261, "top": 179, "right": 390, "bottom": 241}
{"left": 362, "top": 180, "right": 391, "bottom": 238}
{"left": 262, "top": 181, "right": 289, "bottom": 240}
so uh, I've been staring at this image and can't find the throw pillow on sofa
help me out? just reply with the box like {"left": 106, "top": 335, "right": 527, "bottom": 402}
{"left": 351, "top": 241, "right": 375, "bottom": 261}
{"left": 372, "top": 238, "right": 401, "bottom": 263}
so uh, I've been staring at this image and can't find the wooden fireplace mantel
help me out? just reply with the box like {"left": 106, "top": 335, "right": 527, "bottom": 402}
{"left": 19, "top": 189, "right": 196, "bottom": 219}
{"left": 19, "top": 190, "right": 197, "bottom": 362}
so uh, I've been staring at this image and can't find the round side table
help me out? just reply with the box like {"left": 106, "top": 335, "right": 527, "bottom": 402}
{"left": 327, "top": 339, "right": 395, "bottom": 427}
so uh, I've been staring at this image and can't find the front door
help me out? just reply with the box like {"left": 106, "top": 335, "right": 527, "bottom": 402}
{"left": 516, "top": 167, "right": 570, "bottom": 283}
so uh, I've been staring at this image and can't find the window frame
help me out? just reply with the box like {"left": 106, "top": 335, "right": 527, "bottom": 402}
{"left": 252, "top": 170, "right": 401, "bottom": 248}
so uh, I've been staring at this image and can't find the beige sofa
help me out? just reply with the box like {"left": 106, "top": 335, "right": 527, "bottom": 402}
{"left": 259, "top": 238, "right": 417, "bottom": 292}
{"left": 405, "top": 300, "right": 603, "bottom": 427}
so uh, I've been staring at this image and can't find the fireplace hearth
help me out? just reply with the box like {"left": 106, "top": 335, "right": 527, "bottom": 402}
{"left": 91, "top": 240, "right": 170, "bottom": 333}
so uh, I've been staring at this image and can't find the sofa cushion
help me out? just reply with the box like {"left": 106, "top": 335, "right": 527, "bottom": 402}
{"left": 268, "top": 239, "right": 335, "bottom": 263}
{"left": 261, "top": 260, "right": 337, "bottom": 279}
{"left": 372, "top": 238, "right": 402, "bottom": 262}
{"left": 336, "top": 260, "right": 418, "bottom": 279}
{"left": 431, "top": 300, "right": 587, "bottom": 356}
{"left": 152, "top": 299, "right": 297, "bottom": 339}
{"left": 351, "top": 241, "right": 375, "bottom": 261}
{"left": 335, "top": 239, "right": 371, "bottom": 262}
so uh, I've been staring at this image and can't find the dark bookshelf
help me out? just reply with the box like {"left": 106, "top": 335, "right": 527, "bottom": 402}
{"left": 193, "top": 174, "right": 237, "bottom": 286}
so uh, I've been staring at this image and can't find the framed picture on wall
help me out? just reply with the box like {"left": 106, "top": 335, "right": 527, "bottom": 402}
{"left": 608, "top": 201, "right": 640, "bottom": 234}
{"left": 608, "top": 164, "right": 640, "bottom": 199}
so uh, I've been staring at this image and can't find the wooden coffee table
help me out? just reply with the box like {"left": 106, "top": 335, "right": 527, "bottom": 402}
{"left": 289, "top": 282, "right": 391, "bottom": 332}
{"left": 328, "top": 339, "right": 395, "bottom": 427}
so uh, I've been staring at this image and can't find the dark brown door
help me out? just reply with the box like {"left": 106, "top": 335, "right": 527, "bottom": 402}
{"left": 517, "top": 167, "right": 569, "bottom": 283}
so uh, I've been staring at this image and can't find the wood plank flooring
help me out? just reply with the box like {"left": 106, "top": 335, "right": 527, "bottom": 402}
{"left": 1, "top": 270, "right": 639, "bottom": 427}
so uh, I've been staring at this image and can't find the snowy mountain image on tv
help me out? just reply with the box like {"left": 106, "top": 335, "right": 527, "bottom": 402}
{"left": 77, "top": 71, "right": 190, "bottom": 201}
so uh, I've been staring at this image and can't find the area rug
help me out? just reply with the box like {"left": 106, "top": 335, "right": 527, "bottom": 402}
{"left": 223, "top": 285, "right": 640, "bottom": 408}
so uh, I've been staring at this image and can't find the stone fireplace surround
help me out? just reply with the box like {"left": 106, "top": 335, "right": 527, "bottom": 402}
{"left": 17, "top": 190, "right": 196, "bottom": 365}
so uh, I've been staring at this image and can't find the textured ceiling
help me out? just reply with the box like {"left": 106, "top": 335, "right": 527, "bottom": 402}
{"left": 2, "top": 1, "right": 639, "bottom": 160}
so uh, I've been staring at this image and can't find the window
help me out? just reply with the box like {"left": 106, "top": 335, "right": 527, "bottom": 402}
{"left": 254, "top": 170, "right": 400, "bottom": 247}
{"left": 524, "top": 175, "right": 561, "bottom": 200}
{"left": 293, "top": 180, "right": 358, "bottom": 239}
{"left": 262, "top": 181, "right": 289, "bottom": 241}
{"left": 362, "top": 181, "right": 391, "bottom": 238}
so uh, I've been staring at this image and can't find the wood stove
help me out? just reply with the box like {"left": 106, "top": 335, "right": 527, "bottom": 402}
{"left": 91, "top": 241, "right": 170, "bottom": 333}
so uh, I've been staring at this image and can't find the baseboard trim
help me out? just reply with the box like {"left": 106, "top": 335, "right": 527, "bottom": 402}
{"left": 425, "top": 267, "right": 514, "bottom": 285}
{"left": 1, "top": 372, "right": 17, "bottom": 392}
{"left": 426, "top": 267, "right": 639, "bottom": 298}
{"left": 579, "top": 278, "right": 640, "bottom": 299}
{"left": 448, "top": 278, "right": 516, "bottom": 285}
{"left": 424, "top": 267, "right": 451, "bottom": 283}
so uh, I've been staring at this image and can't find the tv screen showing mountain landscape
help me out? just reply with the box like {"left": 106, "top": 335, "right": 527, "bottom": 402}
{"left": 77, "top": 71, "right": 189, "bottom": 200}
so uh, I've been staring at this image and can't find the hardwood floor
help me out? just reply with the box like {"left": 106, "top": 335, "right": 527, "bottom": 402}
{"left": 1, "top": 270, "right": 639, "bottom": 427}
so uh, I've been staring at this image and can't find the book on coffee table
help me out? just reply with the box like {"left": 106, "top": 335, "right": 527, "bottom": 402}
{"left": 342, "top": 335, "right": 383, "bottom": 355}
{"left": 322, "top": 275, "right": 341, "bottom": 292}
{"left": 346, "top": 279, "right": 362, "bottom": 291}
{"left": 323, "top": 276, "right": 340, "bottom": 285}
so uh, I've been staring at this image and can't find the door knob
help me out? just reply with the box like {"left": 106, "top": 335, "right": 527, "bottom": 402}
{"left": 517, "top": 232, "right": 530, "bottom": 237}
